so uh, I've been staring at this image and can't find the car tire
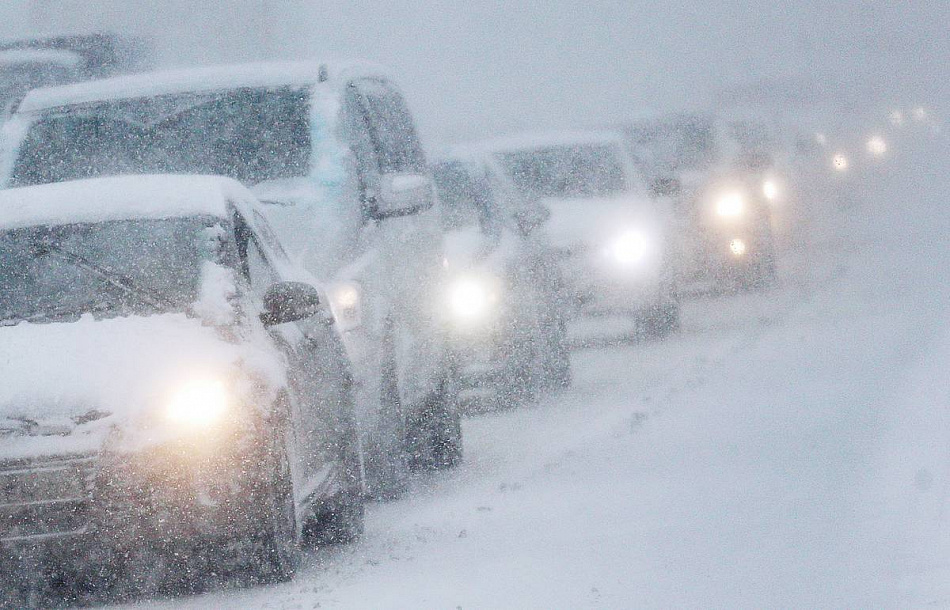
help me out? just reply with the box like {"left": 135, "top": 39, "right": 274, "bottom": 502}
{"left": 251, "top": 425, "right": 301, "bottom": 584}
{"left": 363, "top": 323, "right": 411, "bottom": 501}
{"left": 408, "top": 371, "right": 463, "bottom": 471}
{"left": 638, "top": 298, "right": 681, "bottom": 339}
{"left": 303, "top": 415, "right": 365, "bottom": 546}
{"left": 539, "top": 316, "right": 572, "bottom": 390}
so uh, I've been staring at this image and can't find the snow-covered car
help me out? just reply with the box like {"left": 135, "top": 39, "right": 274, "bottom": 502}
{"left": 477, "top": 131, "right": 682, "bottom": 337}
{"left": 624, "top": 115, "right": 778, "bottom": 288}
{"left": 0, "top": 61, "right": 459, "bottom": 499}
{"left": 0, "top": 175, "right": 363, "bottom": 597}
{"left": 0, "top": 32, "right": 151, "bottom": 120}
{"left": 432, "top": 157, "right": 571, "bottom": 406}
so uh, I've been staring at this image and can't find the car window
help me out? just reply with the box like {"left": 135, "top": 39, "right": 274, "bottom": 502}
{"left": 354, "top": 79, "right": 426, "bottom": 174}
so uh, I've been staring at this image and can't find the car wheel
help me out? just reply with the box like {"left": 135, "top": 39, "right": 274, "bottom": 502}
{"left": 408, "top": 370, "right": 463, "bottom": 471}
{"left": 363, "top": 323, "right": 410, "bottom": 501}
{"left": 252, "top": 427, "right": 301, "bottom": 584}
{"left": 539, "top": 316, "right": 572, "bottom": 389}
{"left": 638, "top": 298, "right": 681, "bottom": 339}
{"left": 303, "top": 417, "right": 365, "bottom": 546}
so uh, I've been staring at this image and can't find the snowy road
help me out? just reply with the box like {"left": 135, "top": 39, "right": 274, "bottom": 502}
{"left": 122, "top": 138, "right": 949, "bottom": 609}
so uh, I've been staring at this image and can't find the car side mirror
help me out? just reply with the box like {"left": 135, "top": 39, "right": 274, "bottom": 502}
{"left": 372, "top": 173, "right": 435, "bottom": 220}
{"left": 650, "top": 176, "right": 682, "bottom": 198}
{"left": 512, "top": 204, "right": 551, "bottom": 236}
{"left": 260, "top": 281, "right": 321, "bottom": 327}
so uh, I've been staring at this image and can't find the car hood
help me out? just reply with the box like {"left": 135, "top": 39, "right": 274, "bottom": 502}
{"left": 541, "top": 195, "right": 668, "bottom": 251}
{"left": 0, "top": 313, "right": 283, "bottom": 456}
{"left": 443, "top": 226, "right": 519, "bottom": 273}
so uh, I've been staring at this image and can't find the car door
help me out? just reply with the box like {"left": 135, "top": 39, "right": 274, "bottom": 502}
{"left": 346, "top": 78, "right": 445, "bottom": 410}
{"left": 234, "top": 210, "right": 344, "bottom": 509}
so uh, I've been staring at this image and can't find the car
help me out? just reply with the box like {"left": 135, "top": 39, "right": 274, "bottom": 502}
{"left": 432, "top": 155, "right": 571, "bottom": 407}
{"left": 0, "top": 32, "right": 151, "bottom": 119}
{"left": 0, "top": 175, "right": 363, "bottom": 600}
{"left": 474, "top": 131, "right": 683, "bottom": 338}
{"left": 624, "top": 115, "right": 778, "bottom": 289}
{"left": 0, "top": 60, "right": 460, "bottom": 498}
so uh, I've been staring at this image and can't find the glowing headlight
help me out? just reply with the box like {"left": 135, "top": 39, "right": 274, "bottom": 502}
{"left": 729, "top": 238, "right": 747, "bottom": 257}
{"left": 610, "top": 230, "right": 648, "bottom": 264}
{"left": 449, "top": 277, "right": 495, "bottom": 321}
{"left": 762, "top": 179, "right": 780, "bottom": 202}
{"left": 165, "top": 379, "right": 230, "bottom": 428}
{"left": 815, "top": 132, "right": 828, "bottom": 146}
{"left": 832, "top": 153, "right": 849, "bottom": 172}
{"left": 715, "top": 192, "right": 745, "bottom": 218}
{"left": 890, "top": 110, "right": 904, "bottom": 127}
{"left": 866, "top": 135, "right": 887, "bottom": 157}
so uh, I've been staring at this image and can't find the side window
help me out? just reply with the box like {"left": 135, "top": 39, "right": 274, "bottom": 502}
{"left": 354, "top": 80, "right": 426, "bottom": 174}
{"left": 233, "top": 212, "right": 279, "bottom": 294}
{"left": 343, "top": 83, "right": 381, "bottom": 221}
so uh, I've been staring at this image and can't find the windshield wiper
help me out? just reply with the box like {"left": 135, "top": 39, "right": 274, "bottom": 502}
{"left": 37, "top": 241, "right": 174, "bottom": 311}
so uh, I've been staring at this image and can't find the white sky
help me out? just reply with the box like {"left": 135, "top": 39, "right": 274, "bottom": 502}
{"left": 1, "top": 1, "right": 946, "bottom": 149}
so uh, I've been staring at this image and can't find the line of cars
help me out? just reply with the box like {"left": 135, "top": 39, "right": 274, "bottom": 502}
{"left": 0, "top": 32, "right": 938, "bottom": 604}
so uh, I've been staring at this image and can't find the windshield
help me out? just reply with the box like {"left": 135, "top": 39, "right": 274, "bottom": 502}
{"left": 497, "top": 143, "right": 627, "bottom": 199}
{"left": 0, "top": 62, "right": 78, "bottom": 114}
{"left": 10, "top": 87, "right": 311, "bottom": 188}
{"left": 626, "top": 116, "right": 717, "bottom": 177}
{"left": 0, "top": 217, "right": 217, "bottom": 323}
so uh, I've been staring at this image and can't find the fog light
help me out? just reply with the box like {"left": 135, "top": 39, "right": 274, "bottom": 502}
{"left": 729, "top": 238, "right": 747, "bottom": 257}
{"left": 832, "top": 153, "right": 849, "bottom": 172}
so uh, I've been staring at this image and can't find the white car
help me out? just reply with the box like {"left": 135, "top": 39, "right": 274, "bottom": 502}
{"left": 432, "top": 156, "right": 571, "bottom": 406}
{"left": 0, "top": 175, "right": 362, "bottom": 599}
{"left": 0, "top": 61, "right": 459, "bottom": 498}
{"left": 475, "top": 131, "right": 682, "bottom": 337}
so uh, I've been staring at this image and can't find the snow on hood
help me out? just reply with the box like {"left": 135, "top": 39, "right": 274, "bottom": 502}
{"left": 443, "top": 226, "right": 519, "bottom": 274}
{"left": 0, "top": 313, "right": 284, "bottom": 431}
{"left": 541, "top": 194, "right": 667, "bottom": 250}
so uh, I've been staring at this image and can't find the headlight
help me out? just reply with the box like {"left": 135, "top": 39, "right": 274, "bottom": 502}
{"left": 729, "top": 238, "right": 747, "bottom": 257}
{"left": 165, "top": 378, "right": 230, "bottom": 429}
{"left": 913, "top": 107, "right": 928, "bottom": 122}
{"left": 762, "top": 179, "right": 780, "bottom": 202}
{"left": 715, "top": 192, "right": 745, "bottom": 218}
{"left": 832, "top": 153, "right": 849, "bottom": 172}
{"left": 609, "top": 230, "right": 649, "bottom": 264}
{"left": 448, "top": 277, "right": 496, "bottom": 322}
{"left": 890, "top": 109, "right": 904, "bottom": 127}
{"left": 866, "top": 135, "right": 887, "bottom": 157}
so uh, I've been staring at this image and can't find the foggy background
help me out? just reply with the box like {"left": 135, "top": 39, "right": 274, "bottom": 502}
{"left": 1, "top": 1, "right": 946, "bottom": 150}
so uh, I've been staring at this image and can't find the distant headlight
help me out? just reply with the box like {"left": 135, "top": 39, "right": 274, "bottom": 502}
{"left": 890, "top": 110, "right": 904, "bottom": 127}
{"left": 715, "top": 192, "right": 745, "bottom": 218}
{"left": 609, "top": 230, "right": 649, "bottom": 264}
{"left": 165, "top": 378, "right": 230, "bottom": 429}
{"left": 762, "top": 179, "right": 780, "bottom": 202}
{"left": 832, "top": 153, "right": 849, "bottom": 172}
{"left": 913, "top": 107, "right": 928, "bottom": 122}
{"left": 729, "top": 238, "right": 747, "bottom": 257}
{"left": 448, "top": 276, "right": 497, "bottom": 322}
{"left": 866, "top": 135, "right": 887, "bottom": 157}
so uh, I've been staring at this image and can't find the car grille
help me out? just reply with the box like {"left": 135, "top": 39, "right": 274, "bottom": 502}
{"left": 0, "top": 455, "right": 97, "bottom": 544}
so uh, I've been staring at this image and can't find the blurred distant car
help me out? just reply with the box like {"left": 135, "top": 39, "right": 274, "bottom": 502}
{"left": 478, "top": 131, "right": 682, "bottom": 337}
{"left": 624, "top": 115, "right": 778, "bottom": 288}
{"left": 0, "top": 176, "right": 363, "bottom": 598}
{"left": 0, "top": 60, "right": 458, "bottom": 499}
{"left": 432, "top": 157, "right": 571, "bottom": 406}
{"left": 0, "top": 32, "right": 150, "bottom": 119}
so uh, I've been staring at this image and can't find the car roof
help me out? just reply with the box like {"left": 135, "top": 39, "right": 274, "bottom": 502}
{"left": 16, "top": 59, "right": 391, "bottom": 114}
{"left": 0, "top": 48, "right": 83, "bottom": 69}
{"left": 472, "top": 130, "right": 628, "bottom": 155}
{"left": 0, "top": 174, "right": 256, "bottom": 230}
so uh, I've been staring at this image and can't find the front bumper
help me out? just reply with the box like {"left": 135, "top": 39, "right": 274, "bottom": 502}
{"left": 0, "top": 435, "right": 273, "bottom": 559}
{"left": 555, "top": 249, "right": 667, "bottom": 316}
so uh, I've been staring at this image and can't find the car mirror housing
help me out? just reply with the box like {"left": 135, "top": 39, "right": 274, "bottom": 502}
{"left": 372, "top": 173, "right": 435, "bottom": 220}
{"left": 650, "top": 176, "right": 682, "bottom": 198}
{"left": 260, "top": 281, "right": 321, "bottom": 327}
{"left": 512, "top": 204, "right": 551, "bottom": 236}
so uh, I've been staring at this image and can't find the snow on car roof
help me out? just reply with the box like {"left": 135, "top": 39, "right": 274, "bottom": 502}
{"left": 474, "top": 130, "right": 628, "bottom": 155}
{"left": 0, "top": 48, "right": 83, "bottom": 69}
{"left": 0, "top": 174, "right": 253, "bottom": 230}
{"left": 16, "top": 59, "right": 389, "bottom": 113}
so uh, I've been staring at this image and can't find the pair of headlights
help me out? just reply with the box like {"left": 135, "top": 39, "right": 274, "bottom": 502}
{"left": 714, "top": 182, "right": 778, "bottom": 219}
